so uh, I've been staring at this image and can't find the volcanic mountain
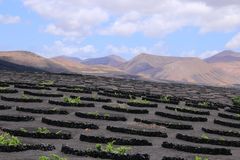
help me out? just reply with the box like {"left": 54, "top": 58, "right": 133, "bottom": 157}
{"left": 205, "top": 50, "right": 240, "bottom": 63}
{"left": 51, "top": 56, "right": 124, "bottom": 74}
{"left": 119, "top": 53, "right": 239, "bottom": 85}
{"left": 1, "top": 50, "right": 240, "bottom": 86}
{"left": 0, "top": 59, "right": 44, "bottom": 72}
{"left": 82, "top": 55, "right": 126, "bottom": 67}
{"left": 0, "top": 51, "right": 68, "bottom": 73}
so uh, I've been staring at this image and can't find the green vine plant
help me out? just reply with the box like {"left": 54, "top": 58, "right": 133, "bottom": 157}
{"left": 219, "top": 137, "right": 225, "bottom": 141}
{"left": 232, "top": 96, "right": 240, "bottom": 106}
{"left": 39, "top": 80, "right": 54, "bottom": 86}
{"left": 63, "top": 97, "right": 81, "bottom": 104}
{"left": 72, "top": 87, "right": 84, "bottom": 91}
{"left": 50, "top": 107, "right": 57, "bottom": 111}
{"left": 55, "top": 130, "right": 62, "bottom": 135}
{"left": 201, "top": 134, "right": 209, "bottom": 140}
{"left": 95, "top": 141, "right": 131, "bottom": 155}
{"left": 128, "top": 98, "right": 150, "bottom": 104}
{"left": 160, "top": 95, "right": 171, "bottom": 102}
{"left": 36, "top": 127, "right": 51, "bottom": 134}
{"left": 88, "top": 112, "right": 100, "bottom": 116}
{"left": 198, "top": 101, "right": 209, "bottom": 107}
{"left": 195, "top": 156, "right": 209, "bottom": 160}
{"left": 0, "top": 133, "right": 22, "bottom": 147}
{"left": 21, "top": 94, "right": 38, "bottom": 100}
{"left": 116, "top": 103, "right": 127, "bottom": 109}
{"left": 0, "top": 87, "right": 8, "bottom": 90}
{"left": 92, "top": 92, "right": 99, "bottom": 99}
{"left": 104, "top": 113, "right": 110, "bottom": 117}
{"left": 20, "top": 128, "right": 28, "bottom": 132}
{"left": 39, "top": 154, "right": 67, "bottom": 160}
{"left": 20, "top": 127, "right": 62, "bottom": 135}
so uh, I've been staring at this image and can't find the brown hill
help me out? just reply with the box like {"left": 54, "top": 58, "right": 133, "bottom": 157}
{"left": 212, "top": 61, "right": 240, "bottom": 78}
{"left": 0, "top": 51, "right": 68, "bottom": 73}
{"left": 119, "top": 53, "right": 181, "bottom": 74}
{"left": 1, "top": 50, "right": 240, "bottom": 86}
{"left": 82, "top": 55, "right": 126, "bottom": 67}
{"left": 120, "top": 53, "right": 239, "bottom": 85}
{"left": 205, "top": 50, "right": 240, "bottom": 63}
{"left": 51, "top": 56, "right": 124, "bottom": 74}
{"left": 0, "top": 59, "right": 44, "bottom": 72}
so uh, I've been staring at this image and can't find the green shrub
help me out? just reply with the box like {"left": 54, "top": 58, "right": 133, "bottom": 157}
{"left": 129, "top": 98, "right": 150, "bottom": 104}
{"left": 232, "top": 96, "right": 240, "bottom": 106}
{"left": 195, "top": 156, "right": 208, "bottom": 160}
{"left": 56, "top": 130, "right": 62, "bottom": 134}
{"left": 104, "top": 113, "right": 110, "bottom": 117}
{"left": 198, "top": 101, "right": 209, "bottom": 107}
{"left": 95, "top": 143, "right": 102, "bottom": 151}
{"left": 72, "top": 88, "right": 83, "bottom": 91}
{"left": 95, "top": 141, "right": 131, "bottom": 155}
{"left": 21, "top": 95, "right": 31, "bottom": 99}
{"left": 160, "top": 95, "right": 171, "bottom": 102}
{"left": 39, "top": 156, "right": 49, "bottom": 160}
{"left": 92, "top": 92, "right": 98, "bottom": 99}
{"left": 201, "top": 134, "right": 209, "bottom": 139}
{"left": 0, "top": 87, "right": 7, "bottom": 90}
{"left": 39, "top": 80, "right": 54, "bottom": 86}
{"left": 116, "top": 104, "right": 127, "bottom": 109}
{"left": 63, "top": 97, "right": 81, "bottom": 104}
{"left": 219, "top": 137, "right": 225, "bottom": 141}
{"left": 39, "top": 154, "right": 67, "bottom": 160}
{"left": 50, "top": 108, "right": 57, "bottom": 111}
{"left": 20, "top": 128, "right": 28, "bottom": 132}
{"left": 88, "top": 112, "right": 99, "bottom": 116}
{"left": 0, "top": 133, "right": 22, "bottom": 146}
{"left": 36, "top": 127, "right": 51, "bottom": 134}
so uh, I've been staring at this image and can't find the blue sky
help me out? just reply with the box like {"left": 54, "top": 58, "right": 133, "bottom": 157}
{"left": 0, "top": 0, "right": 240, "bottom": 60}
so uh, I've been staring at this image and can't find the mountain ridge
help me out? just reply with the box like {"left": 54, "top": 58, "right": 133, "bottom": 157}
{"left": 82, "top": 55, "right": 126, "bottom": 67}
{"left": 205, "top": 50, "right": 240, "bottom": 63}
{"left": 1, "top": 50, "right": 240, "bottom": 86}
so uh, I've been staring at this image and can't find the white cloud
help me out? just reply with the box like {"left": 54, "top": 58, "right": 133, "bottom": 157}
{"left": 23, "top": 0, "right": 240, "bottom": 38}
{"left": 184, "top": 0, "right": 240, "bottom": 7}
{"left": 0, "top": 14, "right": 21, "bottom": 24}
{"left": 197, "top": 6, "right": 240, "bottom": 33}
{"left": 23, "top": 0, "right": 108, "bottom": 37}
{"left": 225, "top": 32, "right": 240, "bottom": 49}
{"left": 43, "top": 40, "right": 97, "bottom": 58}
{"left": 105, "top": 41, "right": 167, "bottom": 59}
{"left": 199, "top": 50, "right": 219, "bottom": 58}
{"left": 100, "top": 11, "right": 140, "bottom": 36}
{"left": 106, "top": 45, "right": 149, "bottom": 58}
{"left": 180, "top": 50, "right": 219, "bottom": 58}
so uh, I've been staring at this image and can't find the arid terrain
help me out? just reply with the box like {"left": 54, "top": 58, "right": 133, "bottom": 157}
{"left": 1, "top": 50, "right": 240, "bottom": 86}
{"left": 0, "top": 71, "right": 240, "bottom": 160}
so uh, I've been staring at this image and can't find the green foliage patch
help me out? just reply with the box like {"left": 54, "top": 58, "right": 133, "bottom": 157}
{"left": 232, "top": 96, "right": 240, "bottom": 106}
{"left": 95, "top": 141, "right": 131, "bottom": 155}
{"left": 0, "top": 133, "right": 22, "bottom": 147}
{"left": 63, "top": 97, "right": 81, "bottom": 104}
{"left": 129, "top": 98, "right": 150, "bottom": 104}
{"left": 39, "top": 154, "right": 67, "bottom": 160}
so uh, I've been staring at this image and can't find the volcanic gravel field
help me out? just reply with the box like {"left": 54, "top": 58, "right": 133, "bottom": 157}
{"left": 0, "top": 71, "right": 240, "bottom": 160}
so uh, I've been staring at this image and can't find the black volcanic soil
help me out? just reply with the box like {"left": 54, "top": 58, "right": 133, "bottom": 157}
{"left": 0, "top": 71, "right": 240, "bottom": 160}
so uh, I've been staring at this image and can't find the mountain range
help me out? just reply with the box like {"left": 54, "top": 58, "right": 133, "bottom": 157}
{"left": 0, "top": 50, "right": 240, "bottom": 86}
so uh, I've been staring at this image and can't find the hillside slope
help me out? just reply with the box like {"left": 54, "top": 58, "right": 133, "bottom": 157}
{"left": 52, "top": 56, "right": 124, "bottom": 74}
{"left": 0, "top": 59, "right": 44, "bottom": 72}
{"left": 205, "top": 50, "right": 240, "bottom": 63}
{"left": 0, "top": 51, "right": 68, "bottom": 73}
{"left": 82, "top": 55, "right": 126, "bottom": 67}
{"left": 120, "top": 53, "right": 240, "bottom": 85}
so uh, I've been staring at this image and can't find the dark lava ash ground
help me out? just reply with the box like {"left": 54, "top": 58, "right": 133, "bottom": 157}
{"left": 0, "top": 71, "right": 240, "bottom": 160}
